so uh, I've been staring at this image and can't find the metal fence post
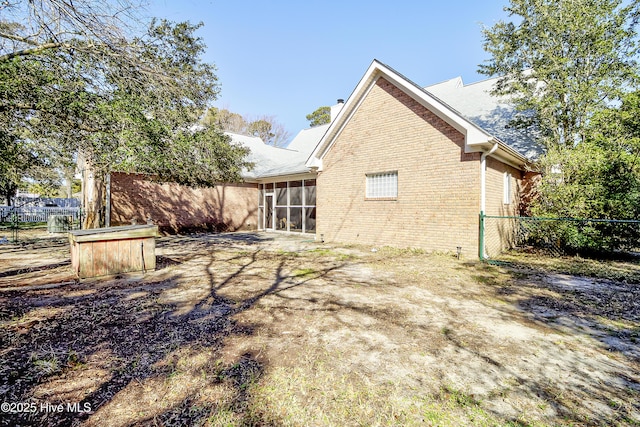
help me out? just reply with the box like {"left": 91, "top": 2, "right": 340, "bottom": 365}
{"left": 479, "top": 211, "right": 485, "bottom": 261}
{"left": 10, "top": 206, "right": 18, "bottom": 243}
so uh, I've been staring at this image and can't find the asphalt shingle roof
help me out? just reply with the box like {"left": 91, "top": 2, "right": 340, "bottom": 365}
{"left": 232, "top": 71, "right": 543, "bottom": 180}
{"left": 230, "top": 124, "right": 328, "bottom": 179}
{"left": 424, "top": 76, "right": 543, "bottom": 160}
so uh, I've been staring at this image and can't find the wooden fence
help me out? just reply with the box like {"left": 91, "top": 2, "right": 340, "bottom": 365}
{"left": 0, "top": 206, "right": 81, "bottom": 223}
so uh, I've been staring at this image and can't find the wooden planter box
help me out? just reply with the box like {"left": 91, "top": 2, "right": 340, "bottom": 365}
{"left": 69, "top": 225, "right": 158, "bottom": 279}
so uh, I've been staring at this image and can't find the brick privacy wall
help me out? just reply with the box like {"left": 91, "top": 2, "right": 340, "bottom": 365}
{"left": 317, "top": 77, "right": 482, "bottom": 255}
{"left": 110, "top": 172, "right": 258, "bottom": 233}
{"left": 519, "top": 171, "right": 541, "bottom": 216}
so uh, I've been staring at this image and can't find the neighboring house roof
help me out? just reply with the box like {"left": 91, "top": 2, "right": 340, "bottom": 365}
{"left": 306, "top": 60, "right": 539, "bottom": 171}
{"left": 424, "top": 76, "right": 543, "bottom": 160}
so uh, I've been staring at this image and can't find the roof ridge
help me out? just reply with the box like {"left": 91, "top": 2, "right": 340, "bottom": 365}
{"left": 425, "top": 76, "right": 464, "bottom": 88}
{"left": 460, "top": 74, "right": 501, "bottom": 87}
{"left": 426, "top": 74, "right": 502, "bottom": 90}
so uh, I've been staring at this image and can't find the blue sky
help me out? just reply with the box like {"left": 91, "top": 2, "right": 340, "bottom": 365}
{"left": 147, "top": 1, "right": 511, "bottom": 142}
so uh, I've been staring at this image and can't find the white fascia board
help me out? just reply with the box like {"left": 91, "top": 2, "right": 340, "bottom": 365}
{"left": 306, "top": 60, "right": 496, "bottom": 169}
{"left": 471, "top": 137, "right": 529, "bottom": 170}
{"left": 257, "top": 172, "right": 317, "bottom": 183}
{"left": 305, "top": 155, "right": 322, "bottom": 171}
{"left": 494, "top": 145, "right": 530, "bottom": 170}
{"left": 377, "top": 65, "right": 493, "bottom": 147}
{"left": 305, "top": 61, "right": 382, "bottom": 170}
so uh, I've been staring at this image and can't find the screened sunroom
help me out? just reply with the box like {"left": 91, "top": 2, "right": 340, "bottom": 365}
{"left": 258, "top": 179, "right": 316, "bottom": 233}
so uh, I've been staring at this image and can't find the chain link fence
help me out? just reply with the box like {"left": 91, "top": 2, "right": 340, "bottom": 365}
{"left": 480, "top": 213, "right": 640, "bottom": 260}
{"left": 0, "top": 206, "right": 83, "bottom": 243}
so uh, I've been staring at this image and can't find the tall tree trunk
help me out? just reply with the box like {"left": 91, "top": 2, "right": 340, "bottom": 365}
{"left": 2, "top": 183, "right": 17, "bottom": 206}
{"left": 79, "top": 154, "right": 106, "bottom": 229}
{"left": 64, "top": 167, "right": 75, "bottom": 199}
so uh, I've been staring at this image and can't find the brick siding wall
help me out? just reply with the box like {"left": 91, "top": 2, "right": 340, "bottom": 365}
{"left": 485, "top": 157, "right": 522, "bottom": 217}
{"left": 110, "top": 172, "right": 258, "bottom": 233}
{"left": 483, "top": 158, "right": 523, "bottom": 257}
{"left": 316, "top": 77, "right": 481, "bottom": 256}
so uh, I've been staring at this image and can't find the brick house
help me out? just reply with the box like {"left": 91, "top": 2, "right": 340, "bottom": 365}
{"left": 110, "top": 60, "right": 540, "bottom": 258}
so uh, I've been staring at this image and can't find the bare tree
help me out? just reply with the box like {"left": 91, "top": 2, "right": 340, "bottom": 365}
{"left": 249, "top": 114, "right": 290, "bottom": 147}
{"left": 203, "top": 109, "right": 291, "bottom": 147}
{"left": 204, "top": 108, "right": 247, "bottom": 134}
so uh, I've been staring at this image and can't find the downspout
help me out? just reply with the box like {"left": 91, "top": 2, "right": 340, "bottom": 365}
{"left": 479, "top": 141, "right": 499, "bottom": 260}
{"left": 480, "top": 141, "right": 499, "bottom": 214}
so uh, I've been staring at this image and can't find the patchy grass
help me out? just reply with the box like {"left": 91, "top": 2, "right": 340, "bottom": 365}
{"left": 245, "top": 354, "right": 546, "bottom": 427}
{"left": 308, "top": 247, "right": 358, "bottom": 261}
{"left": 31, "top": 355, "right": 61, "bottom": 377}
{"left": 484, "top": 252, "right": 640, "bottom": 331}
{"left": 497, "top": 251, "right": 640, "bottom": 283}
{"left": 0, "top": 222, "right": 47, "bottom": 229}
{"left": 1, "top": 233, "right": 639, "bottom": 426}
{"left": 291, "top": 268, "right": 317, "bottom": 277}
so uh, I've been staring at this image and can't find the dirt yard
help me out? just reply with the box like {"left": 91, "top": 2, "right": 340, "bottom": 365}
{"left": 0, "top": 232, "right": 639, "bottom": 426}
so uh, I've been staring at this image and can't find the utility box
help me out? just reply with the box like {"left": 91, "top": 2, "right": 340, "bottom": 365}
{"left": 48, "top": 215, "right": 71, "bottom": 233}
{"left": 68, "top": 225, "right": 157, "bottom": 279}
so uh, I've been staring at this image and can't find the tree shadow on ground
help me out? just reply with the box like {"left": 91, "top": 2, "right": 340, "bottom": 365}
{"left": 0, "top": 235, "right": 345, "bottom": 426}
{"left": 0, "top": 261, "right": 71, "bottom": 279}
{"left": 460, "top": 260, "right": 640, "bottom": 426}
{"left": 7, "top": 236, "right": 640, "bottom": 426}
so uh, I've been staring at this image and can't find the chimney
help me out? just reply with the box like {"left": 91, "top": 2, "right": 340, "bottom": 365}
{"left": 330, "top": 98, "right": 345, "bottom": 122}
